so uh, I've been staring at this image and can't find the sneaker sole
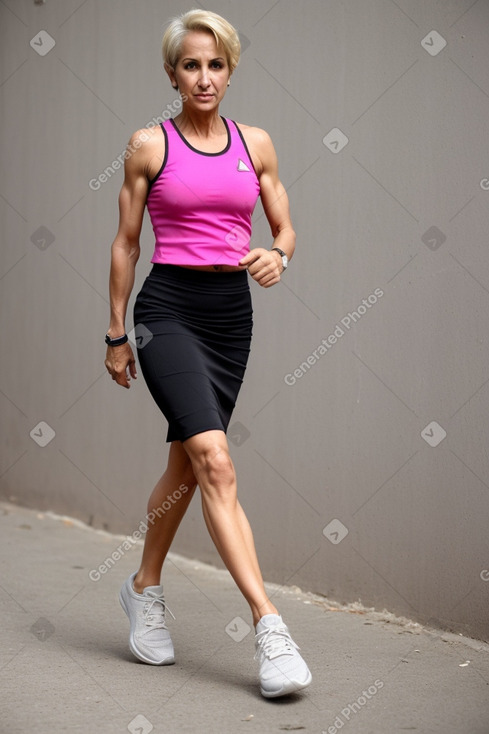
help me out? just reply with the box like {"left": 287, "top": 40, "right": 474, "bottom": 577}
{"left": 119, "top": 591, "right": 175, "bottom": 666}
{"left": 260, "top": 670, "right": 312, "bottom": 698}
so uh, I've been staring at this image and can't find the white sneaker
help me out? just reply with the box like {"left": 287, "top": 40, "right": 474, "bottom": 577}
{"left": 119, "top": 571, "right": 175, "bottom": 665}
{"left": 254, "top": 614, "right": 312, "bottom": 697}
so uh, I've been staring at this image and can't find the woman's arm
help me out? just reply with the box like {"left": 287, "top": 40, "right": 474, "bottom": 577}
{"left": 239, "top": 127, "right": 296, "bottom": 288}
{"left": 104, "top": 130, "right": 156, "bottom": 388}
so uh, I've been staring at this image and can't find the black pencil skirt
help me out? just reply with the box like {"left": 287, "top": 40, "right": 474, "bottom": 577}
{"left": 133, "top": 264, "right": 253, "bottom": 443}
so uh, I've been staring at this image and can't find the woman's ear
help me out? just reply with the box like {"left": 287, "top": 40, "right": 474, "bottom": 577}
{"left": 164, "top": 63, "right": 178, "bottom": 89}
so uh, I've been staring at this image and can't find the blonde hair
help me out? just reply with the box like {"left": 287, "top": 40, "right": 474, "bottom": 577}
{"left": 162, "top": 9, "right": 241, "bottom": 75}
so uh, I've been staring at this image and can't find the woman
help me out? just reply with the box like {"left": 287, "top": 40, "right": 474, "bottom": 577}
{"left": 104, "top": 9, "right": 311, "bottom": 698}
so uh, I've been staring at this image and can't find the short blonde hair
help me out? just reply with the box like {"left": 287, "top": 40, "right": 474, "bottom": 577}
{"left": 162, "top": 9, "right": 241, "bottom": 75}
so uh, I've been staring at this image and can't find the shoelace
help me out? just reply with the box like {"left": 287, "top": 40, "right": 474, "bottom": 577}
{"left": 143, "top": 593, "right": 176, "bottom": 629}
{"left": 254, "top": 626, "right": 300, "bottom": 661}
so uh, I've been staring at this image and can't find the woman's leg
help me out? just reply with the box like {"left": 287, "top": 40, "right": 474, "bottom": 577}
{"left": 183, "top": 429, "right": 278, "bottom": 625}
{"left": 133, "top": 440, "right": 198, "bottom": 593}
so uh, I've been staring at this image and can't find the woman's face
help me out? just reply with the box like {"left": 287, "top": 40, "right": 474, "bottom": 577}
{"left": 169, "top": 31, "right": 230, "bottom": 112}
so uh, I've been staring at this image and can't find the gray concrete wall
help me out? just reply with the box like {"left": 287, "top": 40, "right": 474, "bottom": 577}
{"left": 1, "top": 0, "right": 488, "bottom": 640}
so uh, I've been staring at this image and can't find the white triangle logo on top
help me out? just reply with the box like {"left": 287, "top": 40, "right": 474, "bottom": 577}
{"left": 237, "top": 158, "right": 250, "bottom": 172}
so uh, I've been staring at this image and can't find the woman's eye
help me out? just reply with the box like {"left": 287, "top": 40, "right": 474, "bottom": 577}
{"left": 183, "top": 61, "right": 223, "bottom": 70}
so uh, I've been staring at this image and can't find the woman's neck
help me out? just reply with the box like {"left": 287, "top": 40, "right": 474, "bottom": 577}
{"left": 173, "top": 108, "right": 225, "bottom": 140}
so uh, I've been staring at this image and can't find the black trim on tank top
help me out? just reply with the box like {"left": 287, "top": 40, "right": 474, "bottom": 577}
{"left": 146, "top": 123, "right": 169, "bottom": 194}
{"left": 169, "top": 116, "right": 231, "bottom": 156}
{"left": 231, "top": 120, "right": 259, "bottom": 178}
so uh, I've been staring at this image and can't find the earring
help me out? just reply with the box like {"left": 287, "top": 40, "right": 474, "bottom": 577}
{"left": 227, "top": 81, "right": 230, "bottom": 86}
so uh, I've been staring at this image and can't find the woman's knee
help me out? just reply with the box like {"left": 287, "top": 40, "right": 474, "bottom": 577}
{"left": 189, "top": 441, "right": 235, "bottom": 489}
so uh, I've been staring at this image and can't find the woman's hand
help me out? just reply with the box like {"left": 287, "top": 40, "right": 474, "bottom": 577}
{"left": 239, "top": 248, "right": 283, "bottom": 288}
{"left": 105, "top": 343, "right": 138, "bottom": 389}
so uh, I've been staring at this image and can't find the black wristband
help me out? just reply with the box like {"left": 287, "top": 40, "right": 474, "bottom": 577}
{"left": 105, "top": 333, "right": 128, "bottom": 347}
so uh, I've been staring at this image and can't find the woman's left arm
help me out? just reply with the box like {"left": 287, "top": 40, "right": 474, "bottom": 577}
{"left": 239, "top": 128, "right": 296, "bottom": 288}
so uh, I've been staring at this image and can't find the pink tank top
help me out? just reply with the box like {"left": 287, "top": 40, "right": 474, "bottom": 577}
{"left": 147, "top": 117, "right": 260, "bottom": 266}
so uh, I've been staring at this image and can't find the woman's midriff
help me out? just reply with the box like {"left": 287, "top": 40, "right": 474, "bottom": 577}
{"left": 174, "top": 264, "right": 246, "bottom": 272}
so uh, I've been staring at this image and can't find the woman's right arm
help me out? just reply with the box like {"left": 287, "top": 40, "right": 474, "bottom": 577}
{"left": 104, "top": 129, "right": 153, "bottom": 389}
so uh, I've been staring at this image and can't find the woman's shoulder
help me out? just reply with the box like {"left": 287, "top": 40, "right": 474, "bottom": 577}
{"left": 126, "top": 124, "right": 165, "bottom": 152}
{"left": 123, "top": 125, "right": 165, "bottom": 179}
{"left": 234, "top": 121, "right": 272, "bottom": 146}
{"left": 233, "top": 122, "right": 274, "bottom": 165}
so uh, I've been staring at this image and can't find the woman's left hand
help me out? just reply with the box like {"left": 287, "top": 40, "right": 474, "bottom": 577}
{"left": 239, "top": 248, "right": 282, "bottom": 288}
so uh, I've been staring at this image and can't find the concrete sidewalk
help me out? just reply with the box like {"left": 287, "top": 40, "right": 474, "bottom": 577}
{"left": 1, "top": 500, "right": 488, "bottom": 734}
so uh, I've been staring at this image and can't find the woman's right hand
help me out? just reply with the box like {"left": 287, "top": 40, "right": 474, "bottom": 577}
{"left": 105, "top": 343, "right": 138, "bottom": 389}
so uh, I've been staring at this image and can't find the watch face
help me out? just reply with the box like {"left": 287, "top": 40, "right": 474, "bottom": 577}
{"left": 272, "top": 248, "right": 287, "bottom": 269}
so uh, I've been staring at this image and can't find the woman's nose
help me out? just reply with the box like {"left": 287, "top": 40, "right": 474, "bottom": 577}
{"left": 198, "top": 69, "right": 210, "bottom": 87}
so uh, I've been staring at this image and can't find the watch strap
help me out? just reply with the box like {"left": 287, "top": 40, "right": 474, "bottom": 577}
{"left": 105, "top": 333, "right": 128, "bottom": 347}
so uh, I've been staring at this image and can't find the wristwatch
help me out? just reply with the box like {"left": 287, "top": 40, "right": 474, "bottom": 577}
{"left": 272, "top": 247, "right": 288, "bottom": 271}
